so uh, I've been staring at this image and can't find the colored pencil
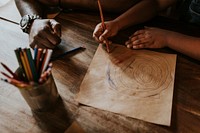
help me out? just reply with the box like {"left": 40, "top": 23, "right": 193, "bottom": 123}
{"left": 0, "top": 71, "right": 12, "bottom": 79}
{"left": 40, "top": 49, "right": 53, "bottom": 74}
{"left": 36, "top": 48, "right": 43, "bottom": 71}
{"left": 22, "top": 49, "right": 33, "bottom": 81}
{"left": 0, "top": 62, "right": 19, "bottom": 80}
{"left": 1, "top": 47, "right": 55, "bottom": 87}
{"left": 14, "top": 48, "right": 28, "bottom": 81}
{"left": 33, "top": 45, "right": 38, "bottom": 65}
{"left": 0, "top": 16, "right": 19, "bottom": 25}
{"left": 20, "top": 52, "right": 31, "bottom": 81}
{"left": 1, "top": 78, "right": 30, "bottom": 88}
{"left": 26, "top": 48, "right": 38, "bottom": 82}
{"left": 50, "top": 46, "right": 85, "bottom": 61}
{"left": 39, "top": 67, "right": 52, "bottom": 84}
{"left": 38, "top": 49, "right": 46, "bottom": 75}
{"left": 97, "top": 0, "right": 106, "bottom": 29}
{"left": 97, "top": 0, "right": 110, "bottom": 53}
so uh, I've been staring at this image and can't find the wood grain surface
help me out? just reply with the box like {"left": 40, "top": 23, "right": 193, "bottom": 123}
{"left": 0, "top": 3, "right": 200, "bottom": 133}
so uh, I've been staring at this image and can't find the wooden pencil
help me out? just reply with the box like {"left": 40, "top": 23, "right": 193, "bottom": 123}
{"left": 0, "top": 71, "right": 12, "bottom": 79}
{"left": 1, "top": 78, "right": 30, "bottom": 88}
{"left": 97, "top": 0, "right": 106, "bottom": 29}
{"left": 22, "top": 49, "right": 33, "bottom": 81}
{"left": 20, "top": 52, "right": 31, "bottom": 81}
{"left": 97, "top": 0, "right": 110, "bottom": 53}
{"left": 0, "top": 62, "right": 19, "bottom": 80}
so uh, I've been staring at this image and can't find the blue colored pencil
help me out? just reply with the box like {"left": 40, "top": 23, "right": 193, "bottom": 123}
{"left": 50, "top": 46, "right": 85, "bottom": 61}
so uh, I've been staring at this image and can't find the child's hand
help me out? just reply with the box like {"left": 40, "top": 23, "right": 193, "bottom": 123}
{"left": 125, "top": 27, "right": 168, "bottom": 49}
{"left": 93, "top": 20, "right": 119, "bottom": 44}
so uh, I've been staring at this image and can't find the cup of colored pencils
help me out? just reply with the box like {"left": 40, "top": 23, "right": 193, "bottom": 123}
{"left": 0, "top": 47, "right": 59, "bottom": 112}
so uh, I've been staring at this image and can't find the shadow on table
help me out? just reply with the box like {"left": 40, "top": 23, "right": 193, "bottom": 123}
{"left": 32, "top": 96, "right": 75, "bottom": 133}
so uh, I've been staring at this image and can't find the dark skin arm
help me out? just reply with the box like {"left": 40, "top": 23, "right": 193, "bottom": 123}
{"left": 125, "top": 26, "right": 200, "bottom": 61}
{"left": 123, "top": 0, "right": 200, "bottom": 61}
{"left": 59, "top": 0, "right": 139, "bottom": 13}
{"left": 15, "top": 0, "right": 139, "bottom": 49}
{"left": 93, "top": 0, "right": 177, "bottom": 44}
{"left": 15, "top": 0, "right": 140, "bottom": 15}
{"left": 15, "top": 0, "right": 45, "bottom": 17}
{"left": 15, "top": 0, "right": 61, "bottom": 49}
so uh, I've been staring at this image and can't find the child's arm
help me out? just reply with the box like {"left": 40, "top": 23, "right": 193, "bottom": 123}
{"left": 126, "top": 27, "right": 200, "bottom": 61}
{"left": 93, "top": 0, "right": 177, "bottom": 43}
{"left": 114, "top": 0, "right": 176, "bottom": 30}
{"left": 167, "top": 31, "right": 200, "bottom": 60}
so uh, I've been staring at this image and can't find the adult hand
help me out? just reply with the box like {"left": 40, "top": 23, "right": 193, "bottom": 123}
{"left": 125, "top": 27, "right": 168, "bottom": 49}
{"left": 29, "top": 19, "right": 61, "bottom": 49}
{"left": 93, "top": 20, "right": 119, "bottom": 44}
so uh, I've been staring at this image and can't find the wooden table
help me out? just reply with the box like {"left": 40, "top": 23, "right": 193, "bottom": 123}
{"left": 1, "top": 9, "right": 200, "bottom": 133}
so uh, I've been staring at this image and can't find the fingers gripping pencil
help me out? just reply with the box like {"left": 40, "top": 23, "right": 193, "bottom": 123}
{"left": 97, "top": 0, "right": 110, "bottom": 53}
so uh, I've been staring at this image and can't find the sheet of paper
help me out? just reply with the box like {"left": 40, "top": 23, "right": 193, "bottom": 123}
{"left": 77, "top": 44, "right": 177, "bottom": 126}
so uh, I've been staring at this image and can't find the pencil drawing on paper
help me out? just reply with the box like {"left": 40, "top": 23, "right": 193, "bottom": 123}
{"left": 77, "top": 44, "right": 177, "bottom": 126}
{"left": 106, "top": 53, "right": 172, "bottom": 99}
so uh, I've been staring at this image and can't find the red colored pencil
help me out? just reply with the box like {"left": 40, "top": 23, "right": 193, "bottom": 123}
{"left": 1, "top": 71, "right": 12, "bottom": 79}
{"left": 0, "top": 62, "right": 19, "bottom": 80}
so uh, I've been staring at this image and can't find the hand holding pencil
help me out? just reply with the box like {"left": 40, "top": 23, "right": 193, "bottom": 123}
{"left": 96, "top": 0, "right": 110, "bottom": 53}
{"left": 93, "top": 0, "right": 120, "bottom": 51}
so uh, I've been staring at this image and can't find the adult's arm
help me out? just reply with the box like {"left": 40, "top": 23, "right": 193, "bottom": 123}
{"left": 15, "top": 0, "right": 47, "bottom": 18}
{"left": 59, "top": 0, "right": 139, "bottom": 13}
{"left": 15, "top": 0, "right": 140, "bottom": 15}
{"left": 14, "top": 0, "right": 61, "bottom": 49}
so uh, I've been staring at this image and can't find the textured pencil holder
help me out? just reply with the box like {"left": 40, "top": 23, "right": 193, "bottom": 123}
{"left": 16, "top": 69, "right": 59, "bottom": 112}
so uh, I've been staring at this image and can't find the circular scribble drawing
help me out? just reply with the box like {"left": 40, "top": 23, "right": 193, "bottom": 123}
{"left": 106, "top": 53, "right": 172, "bottom": 99}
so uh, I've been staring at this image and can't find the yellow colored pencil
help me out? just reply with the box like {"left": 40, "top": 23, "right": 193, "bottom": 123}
{"left": 20, "top": 52, "right": 31, "bottom": 81}
{"left": 22, "top": 49, "right": 33, "bottom": 81}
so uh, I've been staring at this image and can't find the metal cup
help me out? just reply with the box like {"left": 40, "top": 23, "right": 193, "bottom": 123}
{"left": 17, "top": 70, "right": 59, "bottom": 112}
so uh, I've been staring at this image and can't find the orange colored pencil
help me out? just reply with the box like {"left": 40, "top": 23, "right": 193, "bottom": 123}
{"left": 97, "top": 0, "right": 110, "bottom": 53}
{"left": 1, "top": 78, "right": 30, "bottom": 88}
{"left": 22, "top": 49, "right": 33, "bottom": 81}
{"left": 20, "top": 52, "right": 31, "bottom": 81}
{"left": 36, "top": 48, "right": 43, "bottom": 71}
{"left": 97, "top": 0, "right": 106, "bottom": 29}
